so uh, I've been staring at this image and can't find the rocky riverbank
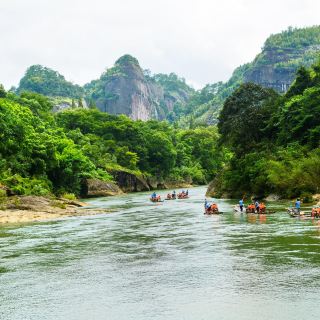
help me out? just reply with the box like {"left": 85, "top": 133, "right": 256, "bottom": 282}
{"left": 0, "top": 196, "right": 114, "bottom": 224}
{"left": 0, "top": 175, "right": 196, "bottom": 224}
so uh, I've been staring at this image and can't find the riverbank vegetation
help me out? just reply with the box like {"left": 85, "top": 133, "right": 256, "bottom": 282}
{"left": 211, "top": 61, "right": 320, "bottom": 199}
{"left": 0, "top": 88, "right": 225, "bottom": 199}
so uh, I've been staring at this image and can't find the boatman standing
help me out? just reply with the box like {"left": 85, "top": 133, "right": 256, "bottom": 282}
{"left": 255, "top": 200, "right": 260, "bottom": 213}
{"left": 239, "top": 199, "right": 244, "bottom": 212}
{"left": 295, "top": 198, "right": 301, "bottom": 214}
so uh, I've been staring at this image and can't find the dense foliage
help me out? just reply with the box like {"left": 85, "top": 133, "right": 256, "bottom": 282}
{"left": 264, "top": 26, "right": 320, "bottom": 49}
{"left": 0, "top": 87, "right": 223, "bottom": 197}
{"left": 56, "top": 109, "right": 224, "bottom": 184}
{"left": 214, "top": 61, "right": 320, "bottom": 199}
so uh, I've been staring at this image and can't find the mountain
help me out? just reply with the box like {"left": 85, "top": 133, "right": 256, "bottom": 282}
{"left": 14, "top": 26, "right": 320, "bottom": 123}
{"left": 84, "top": 55, "right": 194, "bottom": 120}
{"left": 16, "top": 57, "right": 194, "bottom": 120}
{"left": 244, "top": 26, "right": 320, "bottom": 92}
{"left": 187, "top": 26, "right": 320, "bottom": 125}
{"left": 17, "top": 65, "right": 83, "bottom": 98}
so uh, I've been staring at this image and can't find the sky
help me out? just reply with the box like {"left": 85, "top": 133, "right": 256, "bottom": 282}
{"left": 1, "top": 0, "right": 320, "bottom": 89}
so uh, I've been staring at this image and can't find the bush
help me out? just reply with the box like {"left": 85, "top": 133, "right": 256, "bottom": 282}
{"left": 0, "top": 189, "right": 7, "bottom": 205}
{"left": 2, "top": 174, "right": 51, "bottom": 196}
{"left": 61, "top": 193, "right": 76, "bottom": 200}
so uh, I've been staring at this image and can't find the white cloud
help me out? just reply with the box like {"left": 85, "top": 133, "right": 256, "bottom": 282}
{"left": 1, "top": 0, "right": 320, "bottom": 89}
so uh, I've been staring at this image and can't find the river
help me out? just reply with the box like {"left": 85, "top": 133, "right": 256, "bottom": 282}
{"left": 0, "top": 186, "right": 319, "bottom": 320}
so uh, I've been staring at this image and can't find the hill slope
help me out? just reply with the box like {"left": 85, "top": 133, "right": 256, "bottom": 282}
{"left": 186, "top": 26, "right": 320, "bottom": 125}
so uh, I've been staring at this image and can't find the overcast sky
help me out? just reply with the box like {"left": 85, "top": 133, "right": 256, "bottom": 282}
{"left": 1, "top": 0, "right": 319, "bottom": 89}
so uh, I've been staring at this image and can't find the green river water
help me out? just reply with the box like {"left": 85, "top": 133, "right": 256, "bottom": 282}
{"left": 0, "top": 186, "right": 319, "bottom": 320}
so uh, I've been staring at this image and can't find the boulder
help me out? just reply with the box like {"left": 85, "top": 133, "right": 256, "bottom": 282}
{"left": 265, "top": 194, "right": 281, "bottom": 201}
{"left": 81, "top": 179, "right": 122, "bottom": 197}
{"left": 113, "top": 171, "right": 150, "bottom": 192}
{"left": 206, "top": 180, "right": 216, "bottom": 197}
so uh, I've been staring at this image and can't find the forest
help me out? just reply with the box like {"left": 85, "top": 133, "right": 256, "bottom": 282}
{"left": 0, "top": 85, "right": 224, "bottom": 198}
{"left": 212, "top": 62, "right": 320, "bottom": 199}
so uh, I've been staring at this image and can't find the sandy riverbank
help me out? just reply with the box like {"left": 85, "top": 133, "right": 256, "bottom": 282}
{"left": 0, "top": 196, "right": 113, "bottom": 224}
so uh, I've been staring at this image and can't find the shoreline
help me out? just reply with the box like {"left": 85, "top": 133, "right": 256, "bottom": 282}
{"left": 0, "top": 195, "right": 114, "bottom": 225}
{"left": 0, "top": 184, "right": 199, "bottom": 225}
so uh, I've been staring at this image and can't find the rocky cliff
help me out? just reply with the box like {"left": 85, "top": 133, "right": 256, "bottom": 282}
{"left": 243, "top": 32, "right": 320, "bottom": 93}
{"left": 84, "top": 55, "right": 194, "bottom": 121}
{"left": 188, "top": 26, "right": 320, "bottom": 125}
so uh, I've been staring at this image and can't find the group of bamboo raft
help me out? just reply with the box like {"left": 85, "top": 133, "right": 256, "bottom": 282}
{"left": 149, "top": 190, "right": 189, "bottom": 202}
{"left": 149, "top": 191, "right": 320, "bottom": 218}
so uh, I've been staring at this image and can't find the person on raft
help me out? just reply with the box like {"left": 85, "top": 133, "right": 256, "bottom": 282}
{"left": 295, "top": 198, "right": 301, "bottom": 214}
{"left": 172, "top": 190, "right": 176, "bottom": 199}
{"left": 258, "top": 202, "right": 266, "bottom": 213}
{"left": 151, "top": 192, "right": 157, "bottom": 199}
{"left": 239, "top": 198, "right": 244, "bottom": 212}
{"left": 186, "top": 190, "right": 189, "bottom": 196}
{"left": 167, "top": 193, "right": 172, "bottom": 199}
{"left": 255, "top": 200, "right": 260, "bottom": 213}
{"left": 204, "top": 199, "right": 211, "bottom": 210}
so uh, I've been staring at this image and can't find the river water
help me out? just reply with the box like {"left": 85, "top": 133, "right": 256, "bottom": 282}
{"left": 0, "top": 186, "right": 319, "bottom": 320}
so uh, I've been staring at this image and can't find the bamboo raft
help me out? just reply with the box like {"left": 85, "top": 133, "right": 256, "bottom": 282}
{"left": 234, "top": 205, "right": 275, "bottom": 214}
{"left": 287, "top": 208, "right": 312, "bottom": 218}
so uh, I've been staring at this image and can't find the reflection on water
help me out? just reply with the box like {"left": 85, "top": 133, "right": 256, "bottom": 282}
{"left": 0, "top": 187, "right": 319, "bottom": 320}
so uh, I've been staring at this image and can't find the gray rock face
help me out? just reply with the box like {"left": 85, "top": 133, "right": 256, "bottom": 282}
{"left": 113, "top": 171, "right": 150, "bottom": 192}
{"left": 95, "top": 56, "right": 162, "bottom": 120}
{"left": 82, "top": 179, "right": 122, "bottom": 197}
{"left": 244, "top": 46, "right": 320, "bottom": 93}
{"left": 90, "top": 55, "right": 192, "bottom": 121}
{"left": 244, "top": 64, "right": 295, "bottom": 93}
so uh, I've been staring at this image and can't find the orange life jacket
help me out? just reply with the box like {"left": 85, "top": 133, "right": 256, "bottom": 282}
{"left": 259, "top": 203, "right": 266, "bottom": 209}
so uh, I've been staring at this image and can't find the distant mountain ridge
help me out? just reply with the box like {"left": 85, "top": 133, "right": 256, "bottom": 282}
{"left": 14, "top": 25, "right": 320, "bottom": 123}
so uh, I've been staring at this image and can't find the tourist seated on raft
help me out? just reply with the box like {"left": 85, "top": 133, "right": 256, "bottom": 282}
{"left": 167, "top": 193, "right": 172, "bottom": 199}
{"left": 151, "top": 192, "right": 157, "bottom": 199}
{"left": 179, "top": 190, "right": 188, "bottom": 198}
{"left": 312, "top": 207, "right": 320, "bottom": 218}
{"left": 247, "top": 203, "right": 255, "bottom": 212}
{"left": 210, "top": 203, "right": 218, "bottom": 211}
{"left": 258, "top": 202, "right": 266, "bottom": 213}
{"left": 172, "top": 191, "right": 176, "bottom": 198}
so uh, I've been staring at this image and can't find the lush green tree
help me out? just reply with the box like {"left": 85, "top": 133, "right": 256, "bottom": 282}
{"left": 285, "top": 66, "right": 313, "bottom": 98}
{"left": 0, "top": 84, "right": 6, "bottom": 98}
{"left": 213, "top": 61, "right": 320, "bottom": 198}
{"left": 218, "top": 83, "right": 279, "bottom": 155}
{"left": 278, "top": 87, "right": 320, "bottom": 148}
